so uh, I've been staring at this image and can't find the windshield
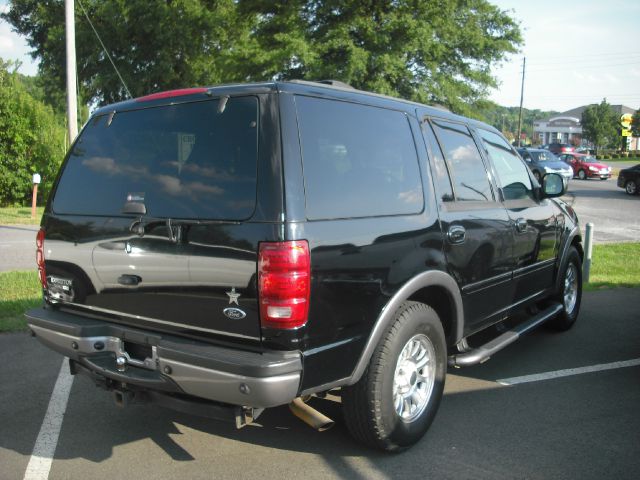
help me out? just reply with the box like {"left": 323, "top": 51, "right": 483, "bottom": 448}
{"left": 582, "top": 156, "right": 599, "bottom": 163}
{"left": 53, "top": 97, "right": 259, "bottom": 220}
{"left": 531, "top": 151, "right": 558, "bottom": 162}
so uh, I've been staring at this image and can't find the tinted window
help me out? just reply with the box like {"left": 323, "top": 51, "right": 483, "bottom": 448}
{"left": 478, "top": 129, "right": 533, "bottom": 201}
{"left": 53, "top": 97, "right": 258, "bottom": 220}
{"left": 432, "top": 120, "right": 493, "bottom": 201}
{"left": 422, "top": 122, "right": 454, "bottom": 202}
{"left": 296, "top": 96, "right": 423, "bottom": 219}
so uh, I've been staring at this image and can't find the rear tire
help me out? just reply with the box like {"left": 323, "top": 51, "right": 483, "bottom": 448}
{"left": 548, "top": 246, "right": 582, "bottom": 331}
{"left": 342, "top": 302, "right": 446, "bottom": 451}
{"left": 625, "top": 180, "right": 638, "bottom": 195}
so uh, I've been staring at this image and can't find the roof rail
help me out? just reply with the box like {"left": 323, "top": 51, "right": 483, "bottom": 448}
{"left": 288, "top": 79, "right": 354, "bottom": 90}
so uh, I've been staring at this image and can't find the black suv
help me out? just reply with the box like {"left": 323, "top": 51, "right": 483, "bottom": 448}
{"left": 27, "top": 81, "right": 583, "bottom": 451}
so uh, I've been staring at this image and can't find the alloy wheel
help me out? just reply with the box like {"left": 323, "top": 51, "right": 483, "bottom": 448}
{"left": 393, "top": 334, "right": 436, "bottom": 423}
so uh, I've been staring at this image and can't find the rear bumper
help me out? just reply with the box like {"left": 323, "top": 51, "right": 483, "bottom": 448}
{"left": 26, "top": 307, "right": 302, "bottom": 409}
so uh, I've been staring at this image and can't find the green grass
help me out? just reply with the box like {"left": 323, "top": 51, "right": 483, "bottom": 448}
{"left": 584, "top": 242, "right": 640, "bottom": 291}
{"left": 0, "top": 206, "right": 44, "bottom": 225}
{"left": 0, "top": 271, "right": 41, "bottom": 333}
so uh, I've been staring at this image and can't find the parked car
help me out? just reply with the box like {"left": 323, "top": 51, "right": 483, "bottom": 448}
{"left": 575, "top": 147, "right": 595, "bottom": 155}
{"left": 546, "top": 143, "right": 575, "bottom": 155}
{"left": 558, "top": 152, "right": 612, "bottom": 180}
{"left": 617, "top": 164, "right": 640, "bottom": 195}
{"left": 26, "top": 81, "right": 583, "bottom": 451}
{"left": 516, "top": 148, "right": 574, "bottom": 184}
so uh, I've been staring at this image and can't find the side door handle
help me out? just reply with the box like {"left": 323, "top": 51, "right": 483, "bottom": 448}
{"left": 447, "top": 225, "right": 466, "bottom": 245}
{"left": 515, "top": 218, "right": 528, "bottom": 233}
{"left": 117, "top": 274, "right": 142, "bottom": 286}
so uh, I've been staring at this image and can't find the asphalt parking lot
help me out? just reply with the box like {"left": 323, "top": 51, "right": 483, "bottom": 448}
{"left": 1, "top": 287, "right": 638, "bottom": 480}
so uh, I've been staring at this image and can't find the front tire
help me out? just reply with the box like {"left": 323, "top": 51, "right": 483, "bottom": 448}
{"left": 578, "top": 170, "right": 587, "bottom": 180}
{"left": 342, "top": 302, "right": 446, "bottom": 451}
{"left": 548, "top": 246, "right": 582, "bottom": 331}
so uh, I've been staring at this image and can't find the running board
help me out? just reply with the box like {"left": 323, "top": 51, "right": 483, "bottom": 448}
{"left": 448, "top": 303, "right": 563, "bottom": 368}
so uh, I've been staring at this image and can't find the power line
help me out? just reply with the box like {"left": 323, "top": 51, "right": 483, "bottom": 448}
{"left": 500, "top": 60, "right": 640, "bottom": 76}
{"left": 76, "top": 0, "right": 132, "bottom": 99}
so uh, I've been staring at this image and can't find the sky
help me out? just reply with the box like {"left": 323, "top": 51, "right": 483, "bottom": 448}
{"left": 488, "top": 0, "right": 640, "bottom": 112}
{"left": 1, "top": 1, "right": 639, "bottom": 113}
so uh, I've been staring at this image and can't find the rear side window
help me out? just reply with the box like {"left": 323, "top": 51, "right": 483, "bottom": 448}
{"left": 53, "top": 97, "right": 258, "bottom": 220}
{"left": 431, "top": 120, "right": 493, "bottom": 202}
{"left": 296, "top": 96, "right": 424, "bottom": 219}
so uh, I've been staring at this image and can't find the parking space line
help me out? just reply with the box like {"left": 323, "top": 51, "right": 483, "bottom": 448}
{"left": 497, "top": 358, "right": 640, "bottom": 386}
{"left": 23, "top": 358, "right": 74, "bottom": 480}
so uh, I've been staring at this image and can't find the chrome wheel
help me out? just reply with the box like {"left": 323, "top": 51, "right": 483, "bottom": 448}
{"left": 563, "top": 263, "right": 578, "bottom": 315}
{"left": 578, "top": 170, "right": 586, "bottom": 180}
{"left": 393, "top": 334, "right": 435, "bottom": 423}
{"left": 626, "top": 180, "right": 637, "bottom": 195}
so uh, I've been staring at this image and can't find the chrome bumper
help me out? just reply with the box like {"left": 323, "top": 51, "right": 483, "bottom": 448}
{"left": 27, "top": 308, "right": 302, "bottom": 409}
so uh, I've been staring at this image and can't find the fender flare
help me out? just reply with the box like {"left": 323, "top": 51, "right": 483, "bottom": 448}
{"left": 554, "top": 226, "right": 582, "bottom": 293}
{"left": 346, "top": 270, "right": 463, "bottom": 386}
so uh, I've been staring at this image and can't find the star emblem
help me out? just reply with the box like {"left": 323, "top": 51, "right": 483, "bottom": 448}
{"left": 226, "top": 287, "right": 240, "bottom": 305}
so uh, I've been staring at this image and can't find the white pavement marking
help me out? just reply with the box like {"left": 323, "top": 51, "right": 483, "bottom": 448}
{"left": 497, "top": 358, "right": 640, "bottom": 386}
{"left": 23, "top": 358, "right": 74, "bottom": 480}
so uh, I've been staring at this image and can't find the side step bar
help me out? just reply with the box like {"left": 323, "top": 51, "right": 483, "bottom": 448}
{"left": 448, "top": 303, "right": 563, "bottom": 367}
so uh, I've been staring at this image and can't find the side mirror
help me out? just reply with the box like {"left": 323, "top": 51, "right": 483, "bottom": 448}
{"left": 541, "top": 173, "right": 565, "bottom": 198}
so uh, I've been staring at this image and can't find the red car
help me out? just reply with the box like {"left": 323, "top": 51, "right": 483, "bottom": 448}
{"left": 558, "top": 153, "right": 612, "bottom": 180}
{"left": 546, "top": 143, "right": 575, "bottom": 155}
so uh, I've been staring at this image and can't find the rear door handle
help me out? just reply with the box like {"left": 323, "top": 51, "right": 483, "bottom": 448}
{"left": 515, "top": 218, "right": 528, "bottom": 233}
{"left": 447, "top": 225, "right": 466, "bottom": 245}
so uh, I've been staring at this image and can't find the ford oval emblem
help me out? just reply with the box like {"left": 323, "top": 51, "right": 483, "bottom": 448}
{"left": 223, "top": 307, "right": 246, "bottom": 320}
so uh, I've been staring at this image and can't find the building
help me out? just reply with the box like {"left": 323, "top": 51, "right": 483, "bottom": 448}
{"left": 534, "top": 104, "right": 639, "bottom": 150}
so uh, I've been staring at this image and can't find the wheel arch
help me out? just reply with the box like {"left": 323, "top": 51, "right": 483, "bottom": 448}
{"left": 554, "top": 227, "right": 583, "bottom": 292}
{"left": 347, "top": 270, "right": 463, "bottom": 386}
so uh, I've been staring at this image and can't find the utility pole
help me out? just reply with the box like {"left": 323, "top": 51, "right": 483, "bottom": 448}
{"left": 65, "top": 0, "right": 78, "bottom": 144}
{"left": 516, "top": 57, "right": 526, "bottom": 147}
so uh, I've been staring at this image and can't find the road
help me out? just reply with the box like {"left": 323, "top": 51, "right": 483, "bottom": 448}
{"left": 562, "top": 177, "right": 639, "bottom": 243}
{"left": 1, "top": 288, "right": 638, "bottom": 479}
{"left": 0, "top": 225, "right": 38, "bottom": 272}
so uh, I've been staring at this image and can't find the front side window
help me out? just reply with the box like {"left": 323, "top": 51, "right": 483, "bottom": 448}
{"left": 478, "top": 129, "right": 533, "bottom": 201}
{"left": 296, "top": 96, "right": 424, "bottom": 219}
{"left": 53, "top": 97, "right": 259, "bottom": 220}
{"left": 431, "top": 120, "right": 493, "bottom": 202}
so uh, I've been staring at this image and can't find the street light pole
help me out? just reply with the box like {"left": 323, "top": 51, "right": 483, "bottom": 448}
{"left": 517, "top": 57, "right": 526, "bottom": 147}
{"left": 65, "top": 0, "right": 78, "bottom": 144}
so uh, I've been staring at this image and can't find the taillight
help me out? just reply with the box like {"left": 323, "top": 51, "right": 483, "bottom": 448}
{"left": 258, "top": 241, "right": 310, "bottom": 329}
{"left": 36, "top": 228, "right": 47, "bottom": 288}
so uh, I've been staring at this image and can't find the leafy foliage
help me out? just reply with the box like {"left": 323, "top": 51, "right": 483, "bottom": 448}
{"left": 631, "top": 109, "right": 640, "bottom": 138}
{"left": 2, "top": 0, "right": 522, "bottom": 117}
{"left": 479, "top": 102, "right": 558, "bottom": 144}
{"left": 580, "top": 99, "right": 619, "bottom": 153}
{"left": 0, "top": 59, "right": 66, "bottom": 206}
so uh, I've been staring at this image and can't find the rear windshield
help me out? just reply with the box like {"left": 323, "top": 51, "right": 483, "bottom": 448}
{"left": 530, "top": 151, "right": 558, "bottom": 162}
{"left": 53, "top": 97, "right": 258, "bottom": 220}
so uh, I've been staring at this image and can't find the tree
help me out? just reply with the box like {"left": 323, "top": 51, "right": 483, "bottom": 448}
{"left": 3, "top": 0, "right": 522, "bottom": 117}
{"left": 631, "top": 109, "right": 640, "bottom": 139}
{"left": 0, "top": 59, "right": 66, "bottom": 206}
{"left": 580, "top": 99, "right": 619, "bottom": 154}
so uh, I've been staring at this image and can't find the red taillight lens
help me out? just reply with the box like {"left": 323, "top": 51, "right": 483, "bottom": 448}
{"left": 36, "top": 228, "right": 47, "bottom": 288}
{"left": 258, "top": 241, "right": 310, "bottom": 329}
